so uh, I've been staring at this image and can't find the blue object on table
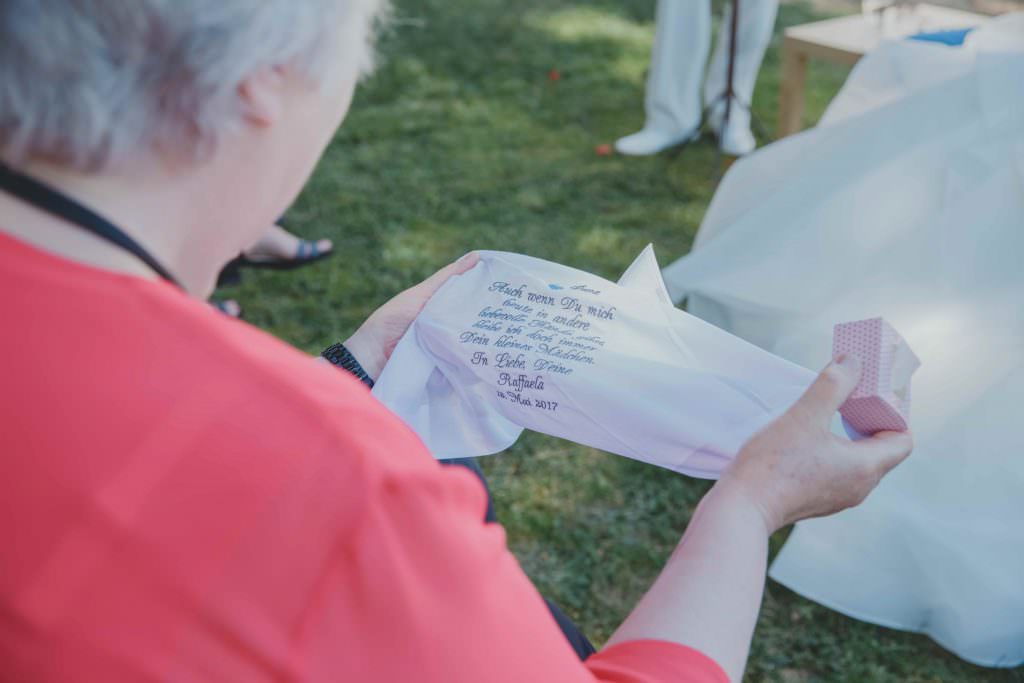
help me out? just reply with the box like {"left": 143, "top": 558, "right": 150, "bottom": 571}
{"left": 909, "top": 28, "right": 973, "bottom": 46}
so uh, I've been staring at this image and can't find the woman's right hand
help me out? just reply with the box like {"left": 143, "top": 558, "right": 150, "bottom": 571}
{"left": 718, "top": 355, "right": 914, "bottom": 535}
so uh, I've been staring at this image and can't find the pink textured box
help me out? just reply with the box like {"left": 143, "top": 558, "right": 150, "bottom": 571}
{"left": 833, "top": 318, "right": 921, "bottom": 439}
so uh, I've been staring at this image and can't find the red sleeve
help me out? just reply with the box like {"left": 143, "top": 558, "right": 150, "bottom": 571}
{"left": 295, "top": 420, "right": 730, "bottom": 683}
{"left": 586, "top": 640, "right": 730, "bottom": 683}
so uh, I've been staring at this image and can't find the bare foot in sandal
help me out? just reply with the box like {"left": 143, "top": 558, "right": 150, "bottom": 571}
{"left": 241, "top": 223, "right": 333, "bottom": 270}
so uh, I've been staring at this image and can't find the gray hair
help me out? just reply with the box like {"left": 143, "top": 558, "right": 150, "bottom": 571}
{"left": 0, "top": 0, "right": 388, "bottom": 172}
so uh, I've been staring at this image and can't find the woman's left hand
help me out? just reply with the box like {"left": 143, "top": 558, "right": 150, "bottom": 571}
{"left": 344, "top": 252, "right": 480, "bottom": 381}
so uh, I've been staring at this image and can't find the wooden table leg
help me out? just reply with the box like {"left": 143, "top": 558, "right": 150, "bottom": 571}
{"left": 777, "top": 39, "right": 808, "bottom": 139}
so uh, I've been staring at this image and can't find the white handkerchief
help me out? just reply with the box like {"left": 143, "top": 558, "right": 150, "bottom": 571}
{"left": 373, "top": 247, "right": 816, "bottom": 478}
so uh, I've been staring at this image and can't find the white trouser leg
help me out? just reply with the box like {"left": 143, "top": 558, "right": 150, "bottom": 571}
{"left": 645, "top": 0, "right": 711, "bottom": 135}
{"left": 704, "top": 0, "right": 778, "bottom": 155}
{"left": 616, "top": 0, "right": 711, "bottom": 155}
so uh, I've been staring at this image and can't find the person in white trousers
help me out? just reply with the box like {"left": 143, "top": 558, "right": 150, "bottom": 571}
{"left": 616, "top": 0, "right": 778, "bottom": 157}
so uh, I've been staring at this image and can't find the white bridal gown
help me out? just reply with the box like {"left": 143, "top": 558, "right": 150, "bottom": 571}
{"left": 662, "top": 13, "right": 1024, "bottom": 668}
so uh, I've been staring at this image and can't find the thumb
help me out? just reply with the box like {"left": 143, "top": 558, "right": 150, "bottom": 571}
{"left": 411, "top": 251, "right": 480, "bottom": 298}
{"left": 794, "top": 354, "right": 862, "bottom": 425}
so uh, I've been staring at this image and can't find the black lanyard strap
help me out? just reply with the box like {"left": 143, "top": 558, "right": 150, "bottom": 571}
{"left": 0, "top": 162, "right": 181, "bottom": 288}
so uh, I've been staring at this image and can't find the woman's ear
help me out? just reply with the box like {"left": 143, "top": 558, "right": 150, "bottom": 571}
{"left": 237, "top": 66, "right": 287, "bottom": 127}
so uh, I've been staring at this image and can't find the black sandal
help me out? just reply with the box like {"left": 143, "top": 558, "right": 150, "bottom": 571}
{"left": 237, "top": 239, "right": 334, "bottom": 271}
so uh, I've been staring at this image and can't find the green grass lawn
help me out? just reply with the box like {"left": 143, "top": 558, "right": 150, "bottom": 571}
{"left": 221, "top": 1, "right": 1022, "bottom": 681}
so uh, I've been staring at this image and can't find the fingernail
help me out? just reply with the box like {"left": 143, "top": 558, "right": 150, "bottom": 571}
{"left": 835, "top": 353, "right": 861, "bottom": 370}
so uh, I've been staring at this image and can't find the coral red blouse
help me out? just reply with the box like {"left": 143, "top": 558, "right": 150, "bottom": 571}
{"left": 0, "top": 231, "right": 727, "bottom": 683}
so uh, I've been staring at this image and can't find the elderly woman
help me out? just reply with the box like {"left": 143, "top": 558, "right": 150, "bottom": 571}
{"left": 0, "top": 2, "right": 913, "bottom": 682}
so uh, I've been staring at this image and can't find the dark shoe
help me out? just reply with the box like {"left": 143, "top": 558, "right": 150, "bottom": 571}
{"left": 238, "top": 239, "right": 334, "bottom": 271}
